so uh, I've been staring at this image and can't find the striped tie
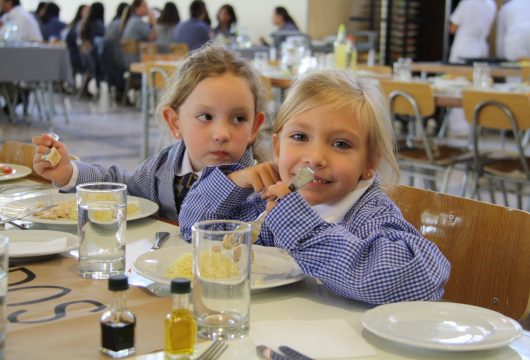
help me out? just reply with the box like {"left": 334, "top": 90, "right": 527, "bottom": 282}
{"left": 174, "top": 173, "right": 198, "bottom": 214}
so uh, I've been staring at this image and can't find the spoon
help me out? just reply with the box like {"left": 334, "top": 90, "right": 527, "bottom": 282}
{"left": 151, "top": 231, "right": 170, "bottom": 250}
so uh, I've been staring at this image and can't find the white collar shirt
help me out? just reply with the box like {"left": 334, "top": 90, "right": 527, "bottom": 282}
{"left": 1, "top": 5, "right": 43, "bottom": 42}
{"left": 311, "top": 178, "right": 374, "bottom": 224}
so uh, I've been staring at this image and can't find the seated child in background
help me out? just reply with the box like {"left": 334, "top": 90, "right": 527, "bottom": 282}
{"left": 32, "top": 45, "right": 265, "bottom": 222}
{"left": 179, "top": 70, "right": 450, "bottom": 304}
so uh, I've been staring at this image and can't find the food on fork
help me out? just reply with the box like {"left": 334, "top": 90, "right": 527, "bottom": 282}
{"left": 42, "top": 147, "right": 62, "bottom": 167}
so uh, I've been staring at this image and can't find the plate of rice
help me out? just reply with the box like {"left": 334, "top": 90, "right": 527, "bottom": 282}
{"left": 133, "top": 244, "right": 306, "bottom": 291}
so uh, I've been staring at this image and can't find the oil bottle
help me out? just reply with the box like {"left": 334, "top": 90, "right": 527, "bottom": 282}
{"left": 165, "top": 278, "right": 196, "bottom": 359}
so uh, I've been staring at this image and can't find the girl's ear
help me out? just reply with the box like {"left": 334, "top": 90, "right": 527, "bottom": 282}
{"left": 248, "top": 112, "right": 265, "bottom": 144}
{"left": 162, "top": 106, "right": 181, "bottom": 140}
{"left": 272, "top": 133, "right": 280, "bottom": 163}
{"left": 361, "top": 153, "right": 380, "bottom": 180}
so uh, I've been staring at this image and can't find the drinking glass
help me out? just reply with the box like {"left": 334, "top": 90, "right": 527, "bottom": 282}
{"left": 0, "top": 236, "right": 7, "bottom": 359}
{"left": 192, "top": 220, "right": 251, "bottom": 340}
{"left": 473, "top": 62, "right": 492, "bottom": 88}
{"left": 254, "top": 51, "right": 269, "bottom": 72}
{"left": 77, "top": 182, "right": 127, "bottom": 279}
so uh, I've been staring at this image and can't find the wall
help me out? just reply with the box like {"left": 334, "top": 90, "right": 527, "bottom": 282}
{"left": 20, "top": 0, "right": 308, "bottom": 43}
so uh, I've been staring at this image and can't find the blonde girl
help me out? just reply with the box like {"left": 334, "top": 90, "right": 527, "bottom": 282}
{"left": 179, "top": 69, "right": 450, "bottom": 304}
{"left": 32, "top": 45, "right": 265, "bottom": 222}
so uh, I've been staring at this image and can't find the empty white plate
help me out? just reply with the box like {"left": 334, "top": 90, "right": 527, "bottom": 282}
{"left": 1, "top": 229, "right": 78, "bottom": 258}
{"left": 362, "top": 301, "right": 523, "bottom": 351}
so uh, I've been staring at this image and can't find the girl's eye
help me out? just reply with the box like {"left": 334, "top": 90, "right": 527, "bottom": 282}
{"left": 332, "top": 140, "right": 352, "bottom": 149}
{"left": 197, "top": 114, "right": 213, "bottom": 121}
{"left": 233, "top": 115, "right": 247, "bottom": 123}
{"left": 290, "top": 133, "right": 307, "bottom": 141}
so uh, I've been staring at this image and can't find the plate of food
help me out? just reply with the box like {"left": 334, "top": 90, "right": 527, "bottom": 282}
{"left": 0, "top": 163, "right": 32, "bottom": 181}
{"left": 1, "top": 229, "right": 78, "bottom": 259}
{"left": 133, "top": 244, "right": 306, "bottom": 291}
{"left": 0, "top": 193, "right": 159, "bottom": 225}
{"left": 362, "top": 301, "right": 523, "bottom": 351}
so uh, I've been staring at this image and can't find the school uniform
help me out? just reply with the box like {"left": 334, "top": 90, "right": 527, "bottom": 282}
{"left": 60, "top": 141, "right": 254, "bottom": 223}
{"left": 179, "top": 167, "right": 451, "bottom": 305}
{"left": 449, "top": 0, "right": 496, "bottom": 63}
{"left": 496, "top": 0, "right": 530, "bottom": 61}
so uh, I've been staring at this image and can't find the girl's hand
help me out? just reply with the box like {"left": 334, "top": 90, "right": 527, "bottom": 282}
{"left": 32, "top": 133, "right": 74, "bottom": 187}
{"left": 228, "top": 162, "right": 280, "bottom": 193}
{"left": 265, "top": 181, "right": 292, "bottom": 211}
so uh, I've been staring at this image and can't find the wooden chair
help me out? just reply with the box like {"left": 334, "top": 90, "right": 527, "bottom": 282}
{"left": 145, "top": 63, "right": 181, "bottom": 153}
{"left": 522, "top": 66, "right": 530, "bottom": 83}
{"left": 170, "top": 43, "right": 188, "bottom": 58}
{"left": 462, "top": 90, "right": 530, "bottom": 210}
{"left": 380, "top": 80, "right": 470, "bottom": 193}
{"left": 356, "top": 64, "right": 392, "bottom": 75}
{"left": 386, "top": 184, "right": 530, "bottom": 322}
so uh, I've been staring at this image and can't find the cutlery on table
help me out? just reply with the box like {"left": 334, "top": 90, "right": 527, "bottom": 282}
{"left": 196, "top": 340, "right": 228, "bottom": 360}
{"left": 0, "top": 184, "right": 52, "bottom": 195}
{"left": 278, "top": 345, "right": 315, "bottom": 360}
{"left": 150, "top": 231, "right": 170, "bottom": 250}
{"left": 0, "top": 204, "right": 58, "bottom": 225}
{"left": 256, "top": 345, "right": 290, "bottom": 360}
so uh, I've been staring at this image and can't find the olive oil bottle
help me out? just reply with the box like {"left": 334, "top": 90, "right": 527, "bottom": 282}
{"left": 164, "top": 278, "right": 196, "bottom": 359}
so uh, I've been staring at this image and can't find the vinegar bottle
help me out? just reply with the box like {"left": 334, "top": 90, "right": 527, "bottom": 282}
{"left": 165, "top": 278, "right": 196, "bottom": 359}
{"left": 100, "top": 275, "right": 136, "bottom": 358}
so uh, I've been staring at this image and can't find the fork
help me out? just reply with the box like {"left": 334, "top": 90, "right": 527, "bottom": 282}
{"left": 196, "top": 340, "right": 228, "bottom": 360}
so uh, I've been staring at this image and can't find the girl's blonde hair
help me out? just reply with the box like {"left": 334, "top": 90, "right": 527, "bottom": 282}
{"left": 273, "top": 69, "right": 399, "bottom": 184}
{"left": 156, "top": 45, "right": 265, "bottom": 117}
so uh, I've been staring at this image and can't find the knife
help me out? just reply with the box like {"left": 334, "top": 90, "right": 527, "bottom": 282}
{"left": 279, "top": 345, "right": 315, "bottom": 360}
{"left": 256, "top": 345, "right": 290, "bottom": 360}
{"left": 0, "top": 204, "right": 58, "bottom": 225}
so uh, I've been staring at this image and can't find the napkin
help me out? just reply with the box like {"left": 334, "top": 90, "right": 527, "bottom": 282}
{"left": 10, "top": 237, "right": 67, "bottom": 256}
{"left": 250, "top": 319, "right": 376, "bottom": 359}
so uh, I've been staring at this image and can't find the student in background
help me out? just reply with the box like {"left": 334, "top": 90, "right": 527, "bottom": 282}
{"left": 273, "top": 6, "right": 298, "bottom": 31}
{"left": 448, "top": 0, "right": 496, "bottom": 63}
{"left": 32, "top": 46, "right": 265, "bottom": 223}
{"left": 0, "top": 0, "right": 43, "bottom": 42}
{"left": 40, "top": 2, "right": 66, "bottom": 41}
{"left": 214, "top": 4, "right": 237, "bottom": 37}
{"left": 179, "top": 70, "right": 450, "bottom": 304}
{"left": 172, "top": 0, "right": 211, "bottom": 51}
{"left": 496, "top": 0, "right": 530, "bottom": 61}
{"left": 156, "top": 2, "right": 180, "bottom": 53}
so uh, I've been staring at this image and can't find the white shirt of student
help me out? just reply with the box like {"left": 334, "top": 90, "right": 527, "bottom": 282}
{"left": 496, "top": 0, "right": 530, "bottom": 61}
{"left": 0, "top": 5, "right": 43, "bottom": 42}
{"left": 449, "top": 0, "right": 496, "bottom": 63}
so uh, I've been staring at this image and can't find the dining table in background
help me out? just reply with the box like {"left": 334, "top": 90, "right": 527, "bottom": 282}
{"left": 0, "top": 43, "right": 73, "bottom": 123}
{"left": 1, "top": 177, "right": 529, "bottom": 360}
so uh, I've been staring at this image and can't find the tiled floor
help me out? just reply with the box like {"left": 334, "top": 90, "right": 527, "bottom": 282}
{"left": 1, "top": 96, "right": 528, "bottom": 210}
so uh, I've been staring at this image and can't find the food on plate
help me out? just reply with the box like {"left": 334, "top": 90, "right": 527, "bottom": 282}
{"left": 42, "top": 147, "right": 62, "bottom": 167}
{"left": 34, "top": 197, "right": 140, "bottom": 220}
{"left": 165, "top": 250, "right": 242, "bottom": 280}
{"left": 0, "top": 165, "right": 13, "bottom": 175}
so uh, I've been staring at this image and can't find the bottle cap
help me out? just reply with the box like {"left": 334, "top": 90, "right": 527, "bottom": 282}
{"left": 171, "top": 278, "right": 191, "bottom": 294}
{"left": 108, "top": 274, "right": 129, "bottom": 291}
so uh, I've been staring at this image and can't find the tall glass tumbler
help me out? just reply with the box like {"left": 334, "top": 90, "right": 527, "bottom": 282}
{"left": 77, "top": 182, "right": 127, "bottom": 279}
{"left": 192, "top": 220, "right": 251, "bottom": 340}
{"left": 0, "top": 236, "right": 8, "bottom": 359}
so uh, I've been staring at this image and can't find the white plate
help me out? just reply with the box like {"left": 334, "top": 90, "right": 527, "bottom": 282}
{"left": 0, "top": 193, "right": 159, "bottom": 225}
{"left": 133, "top": 244, "right": 305, "bottom": 291}
{"left": 362, "top": 301, "right": 523, "bottom": 351}
{"left": 1, "top": 229, "right": 78, "bottom": 258}
{"left": 0, "top": 163, "right": 32, "bottom": 181}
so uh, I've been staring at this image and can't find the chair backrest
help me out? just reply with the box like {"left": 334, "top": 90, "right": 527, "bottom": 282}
{"left": 386, "top": 184, "right": 530, "bottom": 320}
{"left": 141, "top": 53, "right": 185, "bottom": 62}
{"left": 462, "top": 90, "right": 530, "bottom": 131}
{"left": 170, "top": 43, "right": 189, "bottom": 58}
{"left": 521, "top": 66, "right": 530, "bottom": 82}
{"left": 138, "top": 42, "right": 157, "bottom": 55}
{"left": 380, "top": 80, "right": 436, "bottom": 117}
{"left": 120, "top": 39, "right": 138, "bottom": 55}
{"left": 146, "top": 62, "right": 179, "bottom": 90}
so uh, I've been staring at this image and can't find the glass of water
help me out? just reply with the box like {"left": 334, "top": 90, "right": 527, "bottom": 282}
{"left": 76, "top": 182, "right": 127, "bottom": 279}
{"left": 192, "top": 220, "right": 251, "bottom": 340}
{"left": 0, "top": 236, "right": 7, "bottom": 358}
